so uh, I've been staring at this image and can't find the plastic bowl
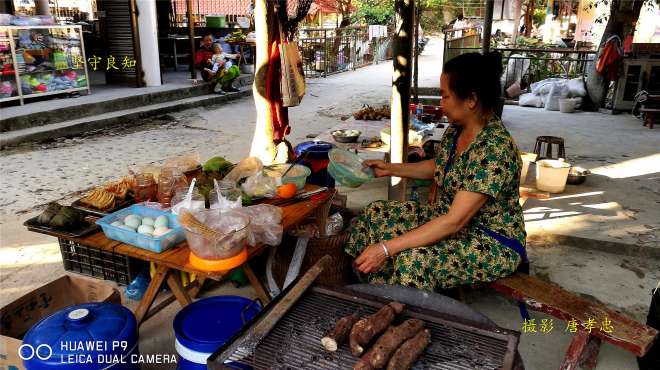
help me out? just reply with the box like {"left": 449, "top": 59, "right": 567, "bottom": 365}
{"left": 328, "top": 148, "right": 374, "bottom": 188}
{"left": 263, "top": 164, "right": 311, "bottom": 190}
{"left": 181, "top": 210, "right": 250, "bottom": 260}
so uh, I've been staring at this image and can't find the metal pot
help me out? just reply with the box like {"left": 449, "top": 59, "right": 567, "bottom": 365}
{"left": 566, "top": 166, "right": 590, "bottom": 185}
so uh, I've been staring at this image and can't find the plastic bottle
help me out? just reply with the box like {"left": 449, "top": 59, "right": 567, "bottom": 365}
{"left": 410, "top": 185, "right": 419, "bottom": 203}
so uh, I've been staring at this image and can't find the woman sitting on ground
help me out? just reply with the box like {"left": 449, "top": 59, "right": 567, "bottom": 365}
{"left": 194, "top": 33, "right": 240, "bottom": 93}
{"left": 345, "top": 52, "right": 527, "bottom": 292}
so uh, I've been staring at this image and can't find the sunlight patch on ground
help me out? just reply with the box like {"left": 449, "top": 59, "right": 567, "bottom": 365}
{"left": 590, "top": 154, "right": 660, "bottom": 179}
{"left": 0, "top": 242, "right": 60, "bottom": 267}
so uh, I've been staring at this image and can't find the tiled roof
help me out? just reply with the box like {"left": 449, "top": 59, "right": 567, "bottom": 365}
{"left": 172, "top": 0, "right": 251, "bottom": 16}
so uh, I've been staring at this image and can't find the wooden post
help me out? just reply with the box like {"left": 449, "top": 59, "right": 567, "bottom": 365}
{"left": 248, "top": 0, "right": 277, "bottom": 163}
{"left": 481, "top": 0, "right": 494, "bottom": 54}
{"left": 186, "top": 0, "right": 196, "bottom": 80}
{"left": 35, "top": 0, "right": 50, "bottom": 15}
{"left": 412, "top": 3, "right": 419, "bottom": 104}
{"left": 388, "top": 0, "right": 414, "bottom": 201}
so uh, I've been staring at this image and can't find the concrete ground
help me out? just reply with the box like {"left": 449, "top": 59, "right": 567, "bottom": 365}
{"left": 1, "top": 37, "right": 658, "bottom": 369}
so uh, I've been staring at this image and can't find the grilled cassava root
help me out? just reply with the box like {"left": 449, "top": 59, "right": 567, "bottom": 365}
{"left": 353, "top": 319, "right": 425, "bottom": 370}
{"left": 386, "top": 328, "right": 432, "bottom": 370}
{"left": 350, "top": 302, "right": 405, "bottom": 356}
{"left": 321, "top": 313, "right": 359, "bottom": 352}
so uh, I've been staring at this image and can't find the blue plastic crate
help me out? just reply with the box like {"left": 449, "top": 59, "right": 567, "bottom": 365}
{"left": 96, "top": 204, "right": 186, "bottom": 253}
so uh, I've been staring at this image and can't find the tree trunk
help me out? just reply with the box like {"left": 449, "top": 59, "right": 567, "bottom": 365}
{"left": 249, "top": 0, "right": 277, "bottom": 163}
{"left": 523, "top": 0, "right": 535, "bottom": 37}
{"left": 35, "top": 0, "right": 50, "bottom": 15}
{"left": 584, "top": 0, "right": 643, "bottom": 111}
{"left": 511, "top": 0, "right": 523, "bottom": 44}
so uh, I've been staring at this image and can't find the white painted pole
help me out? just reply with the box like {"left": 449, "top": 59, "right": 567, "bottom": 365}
{"left": 136, "top": 0, "right": 161, "bottom": 86}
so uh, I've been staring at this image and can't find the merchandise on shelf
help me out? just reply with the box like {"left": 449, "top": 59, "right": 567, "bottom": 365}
{"left": 1, "top": 25, "right": 89, "bottom": 103}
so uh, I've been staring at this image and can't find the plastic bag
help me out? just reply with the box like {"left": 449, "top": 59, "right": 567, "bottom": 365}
{"left": 519, "top": 93, "right": 544, "bottom": 108}
{"left": 501, "top": 54, "right": 530, "bottom": 90}
{"left": 567, "top": 78, "right": 587, "bottom": 97}
{"left": 530, "top": 78, "right": 565, "bottom": 96}
{"left": 242, "top": 172, "right": 277, "bottom": 198}
{"left": 224, "top": 157, "right": 263, "bottom": 182}
{"left": 544, "top": 82, "right": 569, "bottom": 111}
{"left": 231, "top": 204, "right": 284, "bottom": 246}
{"left": 164, "top": 152, "right": 201, "bottom": 173}
{"left": 325, "top": 212, "right": 344, "bottom": 236}
{"left": 209, "top": 180, "right": 242, "bottom": 211}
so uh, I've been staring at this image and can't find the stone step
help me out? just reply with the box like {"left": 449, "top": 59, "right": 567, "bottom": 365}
{"left": 0, "top": 88, "right": 252, "bottom": 148}
{"left": 1, "top": 74, "right": 254, "bottom": 133}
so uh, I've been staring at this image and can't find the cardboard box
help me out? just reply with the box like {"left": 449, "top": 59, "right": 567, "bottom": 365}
{"left": 1, "top": 275, "right": 120, "bottom": 339}
{"left": 0, "top": 335, "right": 24, "bottom": 370}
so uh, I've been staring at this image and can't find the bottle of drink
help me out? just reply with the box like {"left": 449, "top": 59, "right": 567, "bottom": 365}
{"left": 410, "top": 185, "right": 419, "bottom": 203}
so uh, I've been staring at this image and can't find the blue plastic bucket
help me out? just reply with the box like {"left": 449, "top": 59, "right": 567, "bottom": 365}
{"left": 21, "top": 303, "right": 139, "bottom": 370}
{"left": 173, "top": 296, "right": 261, "bottom": 370}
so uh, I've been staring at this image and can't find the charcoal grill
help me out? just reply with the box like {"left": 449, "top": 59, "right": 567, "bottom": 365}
{"left": 209, "top": 283, "right": 519, "bottom": 370}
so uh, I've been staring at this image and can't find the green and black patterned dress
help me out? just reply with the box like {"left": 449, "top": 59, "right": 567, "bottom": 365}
{"left": 345, "top": 117, "right": 526, "bottom": 291}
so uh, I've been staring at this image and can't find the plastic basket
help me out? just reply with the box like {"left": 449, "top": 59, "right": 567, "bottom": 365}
{"left": 96, "top": 204, "right": 186, "bottom": 253}
{"left": 58, "top": 238, "right": 144, "bottom": 285}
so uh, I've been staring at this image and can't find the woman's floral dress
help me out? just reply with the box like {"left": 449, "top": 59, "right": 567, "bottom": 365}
{"left": 345, "top": 117, "right": 526, "bottom": 291}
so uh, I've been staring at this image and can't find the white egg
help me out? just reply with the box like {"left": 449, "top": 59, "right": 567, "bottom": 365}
{"left": 124, "top": 215, "right": 141, "bottom": 229}
{"left": 141, "top": 217, "right": 155, "bottom": 226}
{"left": 111, "top": 221, "right": 123, "bottom": 227}
{"left": 154, "top": 215, "right": 168, "bottom": 229}
{"left": 119, "top": 224, "right": 135, "bottom": 232}
{"left": 137, "top": 224, "right": 154, "bottom": 235}
{"left": 152, "top": 226, "right": 171, "bottom": 237}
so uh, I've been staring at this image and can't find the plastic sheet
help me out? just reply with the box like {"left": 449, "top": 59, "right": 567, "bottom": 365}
{"left": 241, "top": 172, "right": 277, "bottom": 198}
{"left": 231, "top": 205, "right": 284, "bottom": 247}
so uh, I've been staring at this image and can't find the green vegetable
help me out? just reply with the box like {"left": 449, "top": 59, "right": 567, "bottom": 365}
{"left": 37, "top": 203, "right": 62, "bottom": 225}
{"left": 241, "top": 192, "right": 252, "bottom": 206}
{"left": 48, "top": 206, "right": 82, "bottom": 229}
{"left": 203, "top": 156, "right": 232, "bottom": 174}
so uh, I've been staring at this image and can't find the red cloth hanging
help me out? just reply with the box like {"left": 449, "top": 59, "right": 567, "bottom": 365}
{"left": 265, "top": 36, "right": 290, "bottom": 143}
{"left": 596, "top": 36, "right": 622, "bottom": 81}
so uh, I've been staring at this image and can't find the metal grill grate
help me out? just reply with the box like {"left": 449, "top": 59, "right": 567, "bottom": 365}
{"left": 218, "top": 286, "right": 517, "bottom": 370}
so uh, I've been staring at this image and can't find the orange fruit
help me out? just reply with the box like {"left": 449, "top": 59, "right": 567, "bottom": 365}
{"left": 276, "top": 183, "right": 297, "bottom": 199}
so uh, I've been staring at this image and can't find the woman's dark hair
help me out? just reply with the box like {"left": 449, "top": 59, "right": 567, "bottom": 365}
{"left": 442, "top": 52, "right": 503, "bottom": 112}
{"left": 457, "top": 13, "right": 464, "bottom": 21}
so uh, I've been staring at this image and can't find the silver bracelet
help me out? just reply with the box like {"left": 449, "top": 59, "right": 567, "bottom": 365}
{"left": 380, "top": 241, "right": 391, "bottom": 258}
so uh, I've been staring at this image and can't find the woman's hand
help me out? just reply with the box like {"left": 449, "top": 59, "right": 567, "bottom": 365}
{"left": 363, "top": 160, "right": 391, "bottom": 178}
{"left": 355, "top": 243, "right": 388, "bottom": 274}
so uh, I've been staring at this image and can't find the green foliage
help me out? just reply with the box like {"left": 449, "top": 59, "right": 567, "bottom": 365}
{"left": 352, "top": 0, "right": 395, "bottom": 25}
{"left": 532, "top": 7, "right": 546, "bottom": 26}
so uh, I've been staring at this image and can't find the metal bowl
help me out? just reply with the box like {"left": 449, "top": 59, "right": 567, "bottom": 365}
{"left": 567, "top": 166, "right": 590, "bottom": 185}
{"left": 331, "top": 129, "right": 361, "bottom": 143}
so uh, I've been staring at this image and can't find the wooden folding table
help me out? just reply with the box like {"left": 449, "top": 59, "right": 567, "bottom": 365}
{"left": 33, "top": 186, "right": 335, "bottom": 326}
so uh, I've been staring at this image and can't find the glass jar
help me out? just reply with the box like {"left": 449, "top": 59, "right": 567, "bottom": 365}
{"left": 134, "top": 173, "right": 157, "bottom": 202}
{"left": 157, "top": 167, "right": 188, "bottom": 207}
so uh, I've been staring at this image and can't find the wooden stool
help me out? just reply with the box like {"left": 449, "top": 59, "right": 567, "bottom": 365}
{"left": 534, "top": 136, "right": 566, "bottom": 160}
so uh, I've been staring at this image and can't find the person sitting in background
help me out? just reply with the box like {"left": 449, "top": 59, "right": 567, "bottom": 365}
{"left": 194, "top": 33, "right": 241, "bottom": 93}
{"left": 205, "top": 43, "right": 239, "bottom": 76}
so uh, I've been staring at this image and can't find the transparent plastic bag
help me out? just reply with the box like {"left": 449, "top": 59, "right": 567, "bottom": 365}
{"left": 209, "top": 180, "right": 242, "bottom": 211}
{"left": 232, "top": 205, "right": 283, "bottom": 246}
{"left": 224, "top": 157, "right": 263, "bottom": 182}
{"left": 164, "top": 152, "right": 201, "bottom": 173}
{"left": 241, "top": 172, "right": 277, "bottom": 198}
{"left": 325, "top": 212, "right": 344, "bottom": 236}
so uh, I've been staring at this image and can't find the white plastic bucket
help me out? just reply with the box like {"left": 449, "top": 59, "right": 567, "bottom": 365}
{"left": 520, "top": 152, "right": 538, "bottom": 184}
{"left": 536, "top": 159, "right": 571, "bottom": 193}
{"left": 559, "top": 98, "right": 577, "bottom": 113}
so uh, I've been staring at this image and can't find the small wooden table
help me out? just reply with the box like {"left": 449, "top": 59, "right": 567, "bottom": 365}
{"left": 36, "top": 186, "right": 335, "bottom": 326}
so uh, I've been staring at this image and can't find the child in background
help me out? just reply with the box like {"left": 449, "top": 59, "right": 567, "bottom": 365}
{"left": 205, "top": 43, "right": 239, "bottom": 77}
